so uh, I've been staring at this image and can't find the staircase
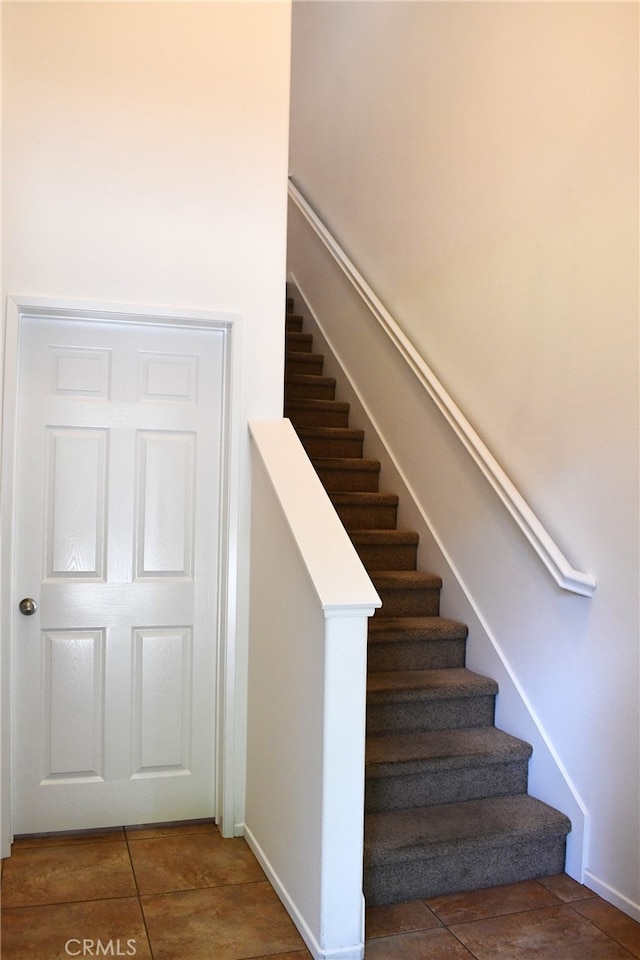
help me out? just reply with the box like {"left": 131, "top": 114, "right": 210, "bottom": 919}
{"left": 284, "top": 294, "right": 572, "bottom": 907}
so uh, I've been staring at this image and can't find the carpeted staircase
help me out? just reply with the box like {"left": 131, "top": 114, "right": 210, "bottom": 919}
{"left": 284, "top": 293, "right": 572, "bottom": 907}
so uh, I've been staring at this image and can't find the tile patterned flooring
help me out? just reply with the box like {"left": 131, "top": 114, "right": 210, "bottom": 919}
{"left": 2, "top": 820, "right": 639, "bottom": 959}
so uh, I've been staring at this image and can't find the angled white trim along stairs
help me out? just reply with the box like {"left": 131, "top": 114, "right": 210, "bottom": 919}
{"left": 288, "top": 179, "right": 596, "bottom": 599}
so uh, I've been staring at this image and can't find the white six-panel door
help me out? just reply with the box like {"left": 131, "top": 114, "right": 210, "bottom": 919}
{"left": 13, "top": 316, "right": 224, "bottom": 833}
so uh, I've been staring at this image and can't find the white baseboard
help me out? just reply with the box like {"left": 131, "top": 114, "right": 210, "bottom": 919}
{"left": 242, "top": 823, "right": 365, "bottom": 960}
{"left": 583, "top": 870, "right": 640, "bottom": 922}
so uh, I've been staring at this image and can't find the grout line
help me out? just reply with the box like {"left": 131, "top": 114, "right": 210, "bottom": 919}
{"left": 422, "top": 880, "right": 576, "bottom": 930}
{"left": 445, "top": 924, "right": 484, "bottom": 960}
{"left": 1, "top": 894, "right": 146, "bottom": 911}
{"left": 565, "top": 901, "right": 640, "bottom": 959}
{"left": 124, "top": 828, "right": 156, "bottom": 960}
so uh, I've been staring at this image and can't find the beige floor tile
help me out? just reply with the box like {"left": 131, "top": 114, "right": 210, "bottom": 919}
{"left": 571, "top": 897, "right": 640, "bottom": 958}
{"left": 1, "top": 897, "right": 152, "bottom": 960}
{"left": 142, "top": 880, "right": 306, "bottom": 960}
{"left": 1, "top": 841, "right": 136, "bottom": 907}
{"left": 450, "top": 903, "right": 637, "bottom": 960}
{"left": 425, "top": 879, "right": 560, "bottom": 925}
{"left": 364, "top": 926, "right": 476, "bottom": 959}
{"left": 128, "top": 831, "right": 265, "bottom": 895}
{"left": 537, "top": 873, "right": 598, "bottom": 902}
{"left": 366, "top": 899, "right": 442, "bottom": 939}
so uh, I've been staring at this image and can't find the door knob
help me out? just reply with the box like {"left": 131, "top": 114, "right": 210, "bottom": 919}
{"left": 18, "top": 598, "right": 37, "bottom": 616}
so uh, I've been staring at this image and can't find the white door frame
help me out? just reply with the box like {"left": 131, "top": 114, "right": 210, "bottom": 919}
{"left": 1, "top": 295, "right": 242, "bottom": 855}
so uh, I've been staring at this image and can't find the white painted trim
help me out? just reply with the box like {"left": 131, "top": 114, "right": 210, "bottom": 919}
{"left": 0, "top": 295, "right": 242, "bottom": 853}
{"left": 214, "top": 309, "right": 243, "bottom": 840}
{"left": 583, "top": 870, "right": 640, "bottom": 923}
{"left": 0, "top": 300, "right": 21, "bottom": 858}
{"left": 289, "top": 272, "right": 589, "bottom": 880}
{"left": 249, "top": 418, "right": 380, "bottom": 617}
{"left": 2, "top": 295, "right": 240, "bottom": 330}
{"left": 244, "top": 823, "right": 365, "bottom": 960}
{"left": 288, "top": 180, "right": 596, "bottom": 599}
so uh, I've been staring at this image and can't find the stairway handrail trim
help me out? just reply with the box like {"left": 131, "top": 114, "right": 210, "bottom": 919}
{"left": 288, "top": 178, "right": 596, "bottom": 598}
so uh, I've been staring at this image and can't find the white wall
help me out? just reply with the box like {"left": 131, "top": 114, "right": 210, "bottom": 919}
{"left": 289, "top": 1, "right": 639, "bottom": 917}
{"left": 2, "top": 0, "right": 292, "bottom": 833}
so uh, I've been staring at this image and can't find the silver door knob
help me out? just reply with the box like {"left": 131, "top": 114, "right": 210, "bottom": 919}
{"left": 18, "top": 598, "right": 37, "bottom": 616}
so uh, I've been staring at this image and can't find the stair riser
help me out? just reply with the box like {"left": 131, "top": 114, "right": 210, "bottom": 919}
{"left": 365, "top": 760, "right": 530, "bottom": 813}
{"left": 285, "top": 380, "right": 336, "bottom": 402}
{"left": 366, "top": 695, "right": 495, "bottom": 736}
{"left": 314, "top": 465, "right": 380, "bottom": 493}
{"left": 367, "top": 639, "right": 466, "bottom": 672}
{"left": 373, "top": 587, "right": 440, "bottom": 618}
{"left": 286, "top": 409, "right": 350, "bottom": 429}
{"left": 335, "top": 503, "right": 399, "bottom": 531}
{"left": 286, "top": 318, "right": 303, "bottom": 333}
{"left": 286, "top": 334, "right": 313, "bottom": 353}
{"left": 286, "top": 357, "right": 324, "bottom": 376}
{"left": 364, "top": 836, "right": 567, "bottom": 906}
{"left": 300, "top": 437, "right": 364, "bottom": 458}
{"left": 356, "top": 542, "right": 418, "bottom": 570}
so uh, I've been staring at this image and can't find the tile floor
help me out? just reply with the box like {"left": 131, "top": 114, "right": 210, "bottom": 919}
{"left": 2, "top": 820, "right": 639, "bottom": 959}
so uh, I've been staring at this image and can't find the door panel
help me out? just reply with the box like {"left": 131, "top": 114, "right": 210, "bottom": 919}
{"left": 13, "top": 317, "right": 224, "bottom": 833}
{"left": 43, "top": 628, "right": 105, "bottom": 781}
{"left": 132, "top": 626, "right": 192, "bottom": 776}
{"left": 135, "top": 431, "right": 195, "bottom": 577}
{"left": 45, "top": 427, "right": 108, "bottom": 579}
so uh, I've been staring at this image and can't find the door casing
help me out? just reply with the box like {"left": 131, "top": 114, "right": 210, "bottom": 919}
{"left": 1, "top": 295, "right": 242, "bottom": 855}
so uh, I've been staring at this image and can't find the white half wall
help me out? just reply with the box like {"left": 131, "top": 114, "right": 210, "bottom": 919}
{"left": 289, "top": 0, "right": 639, "bottom": 919}
{"left": 247, "top": 419, "right": 379, "bottom": 959}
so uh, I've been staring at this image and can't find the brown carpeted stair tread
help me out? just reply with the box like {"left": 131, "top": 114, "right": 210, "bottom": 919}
{"left": 351, "top": 530, "right": 420, "bottom": 570}
{"left": 330, "top": 492, "right": 399, "bottom": 507}
{"left": 329, "top": 492, "right": 399, "bottom": 530}
{"left": 297, "top": 426, "right": 364, "bottom": 440}
{"left": 286, "top": 398, "right": 351, "bottom": 429}
{"left": 370, "top": 570, "right": 442, "bottom": 590}
{"left": 352, "top": 530, "right": 419, "bottom": 546}
{"left": 286, "top": 398, "right": 350, "bottom": 414}
{"left": 312, "top": 456, "right": 381, "bottom": 471}
{"left": 285, "top": 351, "right": 325, "bottom": 375}
{"left": 366, "top": 617, "right": 468, "bottom": 671}
{"left": 311, "top": 458, "right": 382, "bottom": 493}
{"left": 285, "top": 349, "right": 324, "bottom": 361}
{"left": 297, "top": 426, "right": 365, "bottom": 459}
{"left": 370, "top": 571, "right": 442, "bottom": 616}
{"left": 367, "top": 616, "right": 468, "bottom": 642}
{"left": 364, "top": 727, "right": 534, "bottom": 814}
{"left": 285, "top": 373, "right": 336, "bottom": 400}
{"left": 364, "top": 794, "right": 570, "bottom": 903}
{"left": 366, "top": 726, "right": 532, "bottom": 773}
{"left": 364, "top": 793, "right": 571, "bottom": 867}
{"left": 367, "top": 667, "right": 498, "bottom": 700}
{"left": 286, "top": 332, "right": 313, "bottom": 352}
